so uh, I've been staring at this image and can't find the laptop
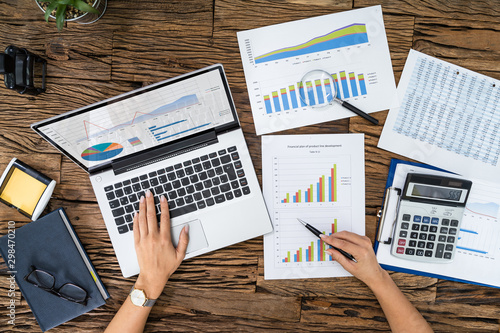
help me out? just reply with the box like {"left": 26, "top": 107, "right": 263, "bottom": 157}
{"left": 32, "top": 64, "right": 273, "bottom": 277}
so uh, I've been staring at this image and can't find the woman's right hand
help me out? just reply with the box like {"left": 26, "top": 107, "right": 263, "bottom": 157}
{"left": 321, "top": 231, "right": 387, "bottom": 288}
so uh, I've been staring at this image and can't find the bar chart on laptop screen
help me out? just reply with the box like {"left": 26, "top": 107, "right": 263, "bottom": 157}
{"left": 36, "top": 69, "right": 235, "bottom": 168}
{"left": 237, "top": 5, "right": 396, "bottom": 135}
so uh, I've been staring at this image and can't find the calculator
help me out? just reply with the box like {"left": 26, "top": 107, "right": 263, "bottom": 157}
{"left": 391, "top": 173, "right": 472, "bottom": 263}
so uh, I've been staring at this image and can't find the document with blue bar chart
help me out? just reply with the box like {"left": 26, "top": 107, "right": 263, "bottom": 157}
{"left": 379, "top": 49, "right": 500, "bottom": 183}
{"left": 262, "top": 134, "right": 365, "bottom": 280}
{"left": 237, "top": 5, "right": 396, "bottom": 135}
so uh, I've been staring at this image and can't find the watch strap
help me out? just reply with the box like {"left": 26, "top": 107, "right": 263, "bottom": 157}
{"left": 143, "top": 298, "right": 156, "bottom": 307}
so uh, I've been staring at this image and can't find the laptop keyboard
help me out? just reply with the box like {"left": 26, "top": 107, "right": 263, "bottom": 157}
{"left": 104, "top": 146, "right": 251, "bottom": 234}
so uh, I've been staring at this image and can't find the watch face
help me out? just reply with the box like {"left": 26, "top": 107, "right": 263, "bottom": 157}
{"left": 131, "top": 289, "right": 146, "bottom": 306}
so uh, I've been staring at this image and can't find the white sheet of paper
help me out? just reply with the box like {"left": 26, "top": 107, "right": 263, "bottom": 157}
{"left": 378, "top": 49, "right": 500, "bottom": 183}
{"left": 262, "top": 134, "right": 365, "bottom": 279}
{"left": 376, "top": 163, "right": 500, "bottom": 287}
{"left": 237, "top": 5, "right": 396, "bottom": 135}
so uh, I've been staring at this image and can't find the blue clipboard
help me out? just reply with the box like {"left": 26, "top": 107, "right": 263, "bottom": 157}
{"left": 374, "top": 159, "right": 499, "bottom": 289}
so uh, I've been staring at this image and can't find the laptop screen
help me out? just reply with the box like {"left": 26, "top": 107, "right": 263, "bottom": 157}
{"left": 32, "top": 65, "right": 238, "bottom": 173}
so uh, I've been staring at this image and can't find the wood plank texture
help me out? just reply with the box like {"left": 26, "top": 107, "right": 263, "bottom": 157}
{"left": 356, "top": 0, "right": 500, "bottom": 22}
{"left": 0, "top": 0, "right": 499, "bottom": 331}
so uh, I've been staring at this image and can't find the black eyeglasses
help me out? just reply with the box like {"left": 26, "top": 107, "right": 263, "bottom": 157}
{"left": 24, "top": 265, "right": 89, "bottom": 306}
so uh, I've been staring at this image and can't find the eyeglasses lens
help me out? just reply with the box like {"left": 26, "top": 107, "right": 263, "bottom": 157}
{"left": 59, "top": 284, "right": 87, "bottom": 303}
{"left": 27, "top": 270, "right": 55, "bottom": 289}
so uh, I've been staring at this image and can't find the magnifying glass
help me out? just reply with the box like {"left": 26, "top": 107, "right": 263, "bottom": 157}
{"left": 299, "top": 69, "right": 379, "bottom": 125}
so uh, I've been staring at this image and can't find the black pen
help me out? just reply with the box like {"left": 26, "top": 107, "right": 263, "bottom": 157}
{"left": 297, "top": 218, "right": 357, "bottom": 263}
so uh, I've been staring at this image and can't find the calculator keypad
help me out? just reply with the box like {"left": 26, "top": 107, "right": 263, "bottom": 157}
{"left": 392, "top": 213, "right": 461, "bottom": 263}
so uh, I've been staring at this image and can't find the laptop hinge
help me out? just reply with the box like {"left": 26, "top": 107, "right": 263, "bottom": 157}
{"left": 111, "top": 130, "right": 218, "bottom": 176}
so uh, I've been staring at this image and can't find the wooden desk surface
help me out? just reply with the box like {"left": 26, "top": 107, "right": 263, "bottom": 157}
{"left": 1, "top": 0, "right": 500, "bottom": 331}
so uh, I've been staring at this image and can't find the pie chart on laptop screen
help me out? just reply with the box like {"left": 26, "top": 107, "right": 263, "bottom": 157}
{"left": 81, "top": 143, "right": 124, "bottom": 161}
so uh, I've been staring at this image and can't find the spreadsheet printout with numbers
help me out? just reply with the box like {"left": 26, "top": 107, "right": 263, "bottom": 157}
{"left": 379, "top": 49, "right": 500, "bottom": 183}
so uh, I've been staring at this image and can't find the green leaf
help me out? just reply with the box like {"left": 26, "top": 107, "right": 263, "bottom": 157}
{"left": 55, "top": 4, "right": 67, "bottom": 31}
{"left": 44, "top": 2, "right": 59, "bottom": 22}
{"left": 72, "top": 0, "right": 99, "bottom": 14}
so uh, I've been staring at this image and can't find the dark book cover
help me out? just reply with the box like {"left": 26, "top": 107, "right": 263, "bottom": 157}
{"left": 0, "top": 208, "right": 109, "bottom": 332}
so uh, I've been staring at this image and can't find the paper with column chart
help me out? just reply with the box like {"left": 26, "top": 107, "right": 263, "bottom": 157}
{"left": 378, "top": 49, "right": 500, "bottom": 184}
{"left": 237, "top": 5, "right": 396, "bottom": 135}
{"left": 262, "top": 134, "right": 365, "bottom": 280}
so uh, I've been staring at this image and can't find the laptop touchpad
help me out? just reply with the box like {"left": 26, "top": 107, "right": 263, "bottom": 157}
{"left": 171, "top": 219, "right": 208, "bottom": 254}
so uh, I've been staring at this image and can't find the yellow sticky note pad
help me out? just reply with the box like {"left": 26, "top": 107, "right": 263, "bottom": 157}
{"left": 0, "top": 167, "right": 47, "bottom": 215}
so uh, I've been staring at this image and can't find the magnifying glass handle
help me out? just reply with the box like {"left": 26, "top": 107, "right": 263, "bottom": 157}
{"left": 339, "top": 100, "right": 379, "bottom": 125}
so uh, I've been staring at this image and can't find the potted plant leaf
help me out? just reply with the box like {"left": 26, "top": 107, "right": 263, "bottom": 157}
{"left": 36, "top": 0, "right": 107, "bottom": 31}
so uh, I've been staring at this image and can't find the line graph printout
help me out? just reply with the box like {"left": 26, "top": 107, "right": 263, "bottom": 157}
{"left": 378, "top": 50, "right": 500, "bottom": 183}
{"left": 237, "top": 5, "right": 396, "bottom": 135}
{"left": 458, "top": 181, "right": 500, "bottom": 258}
{"left": 262, "top": 134, "right": 365, "bottom": 279}
{"left": 35, "top": 69, "right": 235, "bottom": 169}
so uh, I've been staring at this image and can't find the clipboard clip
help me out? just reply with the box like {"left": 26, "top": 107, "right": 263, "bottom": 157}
{"left": 376, "top": 187, "right": 402, "bottom": 245}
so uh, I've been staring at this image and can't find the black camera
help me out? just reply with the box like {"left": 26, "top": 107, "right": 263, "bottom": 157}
{"left": 0, "top": 45, "right": 47, "bottom": 95}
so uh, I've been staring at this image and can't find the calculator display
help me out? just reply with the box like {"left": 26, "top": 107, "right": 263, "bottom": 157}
{"left": 411, "top": 184, "right": 463, "bottom": 201}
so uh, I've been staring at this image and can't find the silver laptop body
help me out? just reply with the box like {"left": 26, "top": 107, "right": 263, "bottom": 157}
{"left": 32, "top": 64, "right": 272, "bottom": 277}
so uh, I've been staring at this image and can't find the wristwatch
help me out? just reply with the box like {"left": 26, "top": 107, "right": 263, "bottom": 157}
{"left": 129, "top": 284, "right": 157, "bottom": 307}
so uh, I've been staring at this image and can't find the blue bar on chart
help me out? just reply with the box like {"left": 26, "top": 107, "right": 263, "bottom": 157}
{"left": 272, "top": 91, "right": 281, "bottom": 112}
{"left": 358, "top": 74, "right": 367, "bottom": 95}
{"left": 329, "top": 176, "right": 332, "bottom": 201}
{"left": 148, "top": 120, "right": 187, "bottom": 138}
{"left": 264, "top": 95, "right": 272, "bottom": 114}
{"left": 316, "top": 181, "right": 320, "bottom": 201}
{"left": 349, "top": 72, "right": 358, "bottom": 97}
{"left": 289, "top": 85, "right": 299, "bottom": 109}
{"left": 340, "top": 71, "right": 350, "bottom": 99}
{"left": 280, "top": 88, "right": 290, "bottom": 110}
{"left": 324, "top": 78, "right": 334, "bottom": 102}
{"left": 298, "top": 82, "right": 307, "bottom": 107}
{"left": 314, "top": 79, "right": 325, "bottom": 104}
{"left": 306, "top": 81, "right": 316, "bottom": 106}
{"left": 332, "top": 74, "right": 341, "bottom": 99}
{"left": 151, "top": 122, "right": 212, "bottom": 141}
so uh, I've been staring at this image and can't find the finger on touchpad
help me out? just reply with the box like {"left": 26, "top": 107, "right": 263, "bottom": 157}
{"left": 171, "top": 219, "right": 208, "bottom": 254}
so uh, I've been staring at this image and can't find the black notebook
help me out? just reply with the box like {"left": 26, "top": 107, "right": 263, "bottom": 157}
{"left": 0, "top": 208, "right": 109, "bottom": 332}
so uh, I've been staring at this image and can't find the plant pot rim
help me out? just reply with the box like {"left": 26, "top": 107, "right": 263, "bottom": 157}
{"left": 35, "top": 0, "right": 105, "bottom": 22}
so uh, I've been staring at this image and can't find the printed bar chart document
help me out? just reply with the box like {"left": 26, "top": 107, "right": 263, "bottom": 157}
{"left": 378, "top": 49, "right": 500, "bottom": 183}
{"left": 237, "top": 5, "right": 396, "bottom": 135}
{"left": 262, "top": 134, "right": 365, "bottom": 279}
